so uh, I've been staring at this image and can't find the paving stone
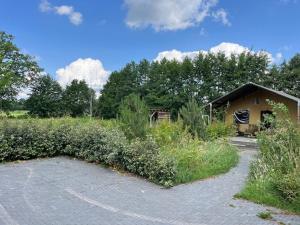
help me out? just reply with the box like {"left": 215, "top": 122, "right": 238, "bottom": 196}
{"left": 0, "top": 149, "right": 299, "bottom": 225}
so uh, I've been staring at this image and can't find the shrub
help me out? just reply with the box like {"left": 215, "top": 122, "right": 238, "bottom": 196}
{"left": 239, "top": 101, "right": 300, "bottom": 213}
{"left": 124, "top": 137, "right": 176, "bottom": 186}
{"left": 149, "top": 120, "right": 185, "bottom": 147}
{"left": 206, "top": 121, "right": 236, "bottom": 140}
{"left": 0, "top": 119, "right": 176, "bottom": 186}
{"left": 119, "top": 94, "right": 149, "bottom": 140}
{"left": 179, "top": 98, "right": 207, "bottom": 140}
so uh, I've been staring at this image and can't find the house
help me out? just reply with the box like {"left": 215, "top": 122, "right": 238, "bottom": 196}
{"left": 208, "top": 83, "right": 300, "bottom": 135}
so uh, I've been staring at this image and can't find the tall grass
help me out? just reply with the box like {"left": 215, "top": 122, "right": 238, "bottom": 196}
{"left": 238, "top": 101, "right": 300, "bottom": 214}
{"left": 150, "top": 121, "right": 239, "bottom": 184}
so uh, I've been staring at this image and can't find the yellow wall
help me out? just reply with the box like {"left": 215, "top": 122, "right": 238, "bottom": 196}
{"left": 224, "top": 90, "right": 298, "bottom": 132}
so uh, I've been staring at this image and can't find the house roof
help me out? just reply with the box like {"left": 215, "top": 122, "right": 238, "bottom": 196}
{"left": 210, "top": 82, "right": 300, "bottom": 108}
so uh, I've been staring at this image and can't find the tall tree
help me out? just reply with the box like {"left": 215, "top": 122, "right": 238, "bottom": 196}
{"left": 26, "top": 75, "right": 63, "bottom": 117}
{"left": 97, "top": 62, "right": 140, "bottom": 118}
{"left": 97, "top": 52, "right": 290, "bottom": 120}
{"left": 0, "top": 31, "right": 42, "bottom": 110}
{"left": 277, "top": 54, "right": 300, "bottom": 98}
{"left": 62, "top": 79, "right": 94, "bottom": 117}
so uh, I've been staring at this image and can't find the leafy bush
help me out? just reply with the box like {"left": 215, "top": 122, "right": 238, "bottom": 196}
{"left": 206, "top": 121, "right": 236, "bottom": 140}
{"left": 0, "top": 111, "right": 8, "bottom": 119}
{"left": 239, "top": 101, "right": 300, "bottom": 213}
{"left": 179, "top": 98, "right": 207, "bottom": 140}
{"left": 124, "top": 137, "right": 176, "bottom": 186}
{"left": 0, "top": 119, "right": 176, "bottom": 186}
{"left": 119, "top": 94, "right": 149, "bottom": 140}
{"left": 149, "top": 120, "right": 185, "bottom": 147}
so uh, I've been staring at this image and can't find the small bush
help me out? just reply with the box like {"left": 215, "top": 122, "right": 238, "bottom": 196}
{"left": 124, "top": 137, "right": 176, "bottom": 186}
{"left": 119, "top": 94, "right": 149, "bottom": 140}
{"left": 206, "top": 121, "right": 236, "bottom": 140}
{"left": 149, "top": 120, "right": 185, "bottom": 147}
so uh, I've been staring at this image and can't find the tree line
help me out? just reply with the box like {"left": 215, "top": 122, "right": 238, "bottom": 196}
{"left": 98, "top": 53, "right": 300, "bottom": 119}
{"left": 1, "top": 31, "right": 299, "bottom": 118}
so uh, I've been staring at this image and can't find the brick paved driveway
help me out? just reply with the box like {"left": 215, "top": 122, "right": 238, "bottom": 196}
{"left": 0, "top": 150, "right": 299, "bottom": 225}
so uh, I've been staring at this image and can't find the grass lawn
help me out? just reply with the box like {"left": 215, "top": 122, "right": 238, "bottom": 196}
{"left": 165, "top": 141, "right": 239, "bottom": 184}
{"left": 236, "top": 180, "right": 300, "bottom": 215}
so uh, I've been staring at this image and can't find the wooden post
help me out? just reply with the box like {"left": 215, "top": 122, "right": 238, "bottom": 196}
{"left": 209, "top": 103, "right": 212, "bottom": 124}
{"left": 149, "top": 111, "right": 156, "bottom": 127}
{"left": 297, "top": 100, "right": 300, "bottom": 125}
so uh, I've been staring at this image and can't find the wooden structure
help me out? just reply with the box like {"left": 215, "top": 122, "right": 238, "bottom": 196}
{"left": 149, "top": 109, "right": 171, "bottom": 126}
{"left": 208, "top": 83, "right": 300, "bottom": 135}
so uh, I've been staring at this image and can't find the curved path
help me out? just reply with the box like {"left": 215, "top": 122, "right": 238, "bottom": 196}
{"left": 0, "top": 150, "right": 299, "bottom": 225}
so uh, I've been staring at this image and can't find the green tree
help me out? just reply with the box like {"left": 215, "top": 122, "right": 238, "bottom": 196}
{"left": 0, "top": 31, "right": 42, "bottom": 110}
{"left": 179, "top": 98, "right": 207, "bottom": 140}
{"left": 97, "top": 62, "right": 140, "bottom": 118}
{"left": 62, "top": 79, "right": 94, "bottom": 117}
{"left": 276, "top": 54, "right": 300, "bottom": 98}
{"left": 26, "top": 75, "right": 63, "bottom": 117}
{"left": 119, "top": 94, "right": 149, "bottom": 140}
{"left": 97, "top": 51, "right": 277, "bottom": 120}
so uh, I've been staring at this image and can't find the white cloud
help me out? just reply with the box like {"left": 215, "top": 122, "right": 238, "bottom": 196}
{"left": 212, "top": 8, "right": 231, "bottom": 26}
{"left": 39, "top": 0, "right": 83, "bottom": 25}
{"left": 56, "top": 58, "right": 110, "bottom": 92}
{"left": 155, "top": 49, "right": 205, "bottom": 62}
{"left": 54, "top": 5, "right": 73, "bottom": 15}
{"left": 210, "top": 42, "right": 250, "bottom": 56}
{"left": 124, "top": 0, "right": 229, "bottom": 31}
{"left": 154, "top": 42, "right": 279, "bottom": 63}
{"left": 39, "top": 0, "right": 51, "bottom": 12}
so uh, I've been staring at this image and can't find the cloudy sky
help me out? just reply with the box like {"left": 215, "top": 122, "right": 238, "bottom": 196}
{"left": 0, "top": 0, "right": 299, "bottom": 92}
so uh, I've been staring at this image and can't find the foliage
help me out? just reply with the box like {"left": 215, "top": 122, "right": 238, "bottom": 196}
{"left": 26, "top": 75, "right": 63, "bottom": 117}
{"left": 236, "top": 180, "right": 300, "bottom": 214}
{"left": 206, "top": 121, "right": 236, "bottom": 140}
{"left": 150, "top": 121, "right": 239, "bottom": 184}
{"left": 125, "top": 137, "right": 176, "bottom": 187}
{"left": 0, "top": 119, "right": 176, "bottom": 186}
{"left": 162, "top": 137, "right": 238, "bottom": 184}
{"left": 257, "top": 211, "right": 272, "bottom": 220}
{"left": 62, "top": 79, "right": 94, "bottom": 117}
{"left": 0, "top": 31, "right": 42, "bottom": 109}
{"left": 179, "top": 98, "right": 207, "bottom": 139}
{"left": 119, "top": 94, "right": 149, "bottom": 139}
{"left": 239, "top": 101, "right": 300, "bottom": 213}
{"left": 97, "top": 52, "right": 272, "bottom": 119}
{"left": 149, "top": 120, "right": 184, "bottom": 147}
{"left": 269, "top": 54, "right": 300, "bottom": 98}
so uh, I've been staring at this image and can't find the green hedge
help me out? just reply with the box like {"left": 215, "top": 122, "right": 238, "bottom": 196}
{"left": 0, "top": 119, "right": 176, "bottom": 186}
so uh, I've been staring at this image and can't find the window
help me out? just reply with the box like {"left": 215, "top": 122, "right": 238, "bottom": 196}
{"left": 254, "top": 97, "right": 260, "bottom": 105}
{"left": 234, "top": 110, "right": 249, "bottom": 124}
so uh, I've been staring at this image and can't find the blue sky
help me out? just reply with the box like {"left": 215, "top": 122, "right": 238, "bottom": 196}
{"left": 0, "top": 0, "right": 299, "bottom": 92}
